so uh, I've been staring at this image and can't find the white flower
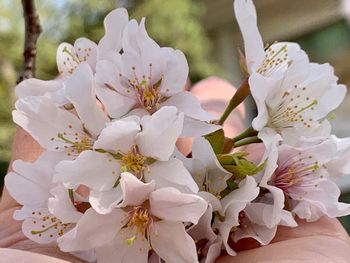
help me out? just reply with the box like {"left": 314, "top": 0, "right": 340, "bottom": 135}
{"left": 233, "top": 0, "right": 307, "bottom": 78}
{"left": 13, "top": 63, "right": 109, "bottom": 158}
{"left": 177, "top": 137, "right": 231, "bottom": 196}
{"left": 95, "top": 18, "right": 220, "bottom": 137}
{"left": 54, "top": 106, "right": 199, "bottom": 214}
{"left": 15, "top": 8, "right": 128, "bottom": 105}
{"left": 58, "top": 172, "right": 207, "bottom": 263}
{"left": 261, "top": 138, "right": 350, "bottom": 222}
{"left": 250, "top": 60, "right": 346, "bottom": 145}
{"left": 4, "top": 151, "right": 82, "bottom": 244}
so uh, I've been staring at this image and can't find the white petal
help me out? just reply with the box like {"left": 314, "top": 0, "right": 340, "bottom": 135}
{"left": 74, "top": 38, "right": 98, "bottom": 71}
{"left": 137, "top": 106, "right": 184, "bottom": 161}
{"left": 89, "top": 187, "right": 123, "bottom": 215}
{"left": 119, "top": 172, "right": 155, "bottom": 207}
{"left": 64, "top": 62, "right": 109, "bottom": 136}
{"left": 57, "top": 42, "right": 79, "bottom": 76}
{"left": 150, "top": 187, "right": 207, "bottom": 224}
{"left": 98, "top": 8, "right": 129, "bottom": 60}
{"left": 233, "top": 0, "right": 265, "bottom": 72}
{"left": 13, "top": 96, "right": 84, "bottom": 151}
{"left": 22, "top": 208, "right": 73, "bottom": 245}
{"left": 188, "top": 205, "right": 217, "bottom": 242}
{"left": 146, "top": 158, "right": 199, "bottom": 193}
{"left": 15, "top": 78, "right": 62, "bottom": 99}
{"left": 292, "top": 179, "right": 350, "bottom": 222}
{"left": 93, "top": 119, "right": 140, "bottom": 153}
{"left": 48, "top": 185, "right": 82, "bottom": 224}
{"left": 96, "top": 232, "right": 148, "bottom": 263}
{"left": 58, "top": 208, "right": 125, "bottom": 251}
{"left": 220, "top": 176, "right": 259, "bottom": 213}
{"left": 161, "top": 91, "right": 214, "bottom": 121}
{"left": 159, "top": 48, "right": 189, "bottom": 96}
{"left": 95, "top": 59, "right": 137, "bottom": 118}
{"left": 192, "top": 137, "right": 231, "bottom": 195}
{"left": 181, "top": 116, "right": 221, "bottom": 138}
{"left": 233, "top": 221, "right": 277, "bottom": 246}
{"left": 54, "top": 150, "right": 120, "bottom": 191}
{"left": 150, "top": 221, "right": 198, "bottom": 263}
{"left": 5, "top": 151, "right": 65, "bottom": 208}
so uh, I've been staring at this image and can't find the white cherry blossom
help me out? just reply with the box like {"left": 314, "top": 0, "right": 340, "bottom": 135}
{"left": 234, "top": 0, "right": 308, "bottom": 78}
{"left": 261, "top": 138, "right": 350, "bottom": 222}
{"left": 13, "top": 62, "right": 109, "bottom": 159}
{"left": 4, "top": 151, "right": 82, "bottom": 244}
{"left": 15, "top": 8, "right": 128, "bottom": 105}
{"left": 54, "top": 106, "right": 199, "bottom": 214}
{"left": 95, "top": 18, "right": 220, "bottom": 137}
{"left": 58, "top": 172, "right": 207, "bottom": 263}
{"left": 250, "top": 60, "right": 346, "bottom": 145}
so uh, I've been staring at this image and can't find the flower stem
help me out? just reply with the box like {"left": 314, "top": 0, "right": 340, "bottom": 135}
{"left": 218, "top": 78, "right": 250, "bottom": 125}
{"left": 233, "top": 126, "right": 258, "bottom": 142}
{"left": 233, "top": 136, "right": 261, "bottom": 148}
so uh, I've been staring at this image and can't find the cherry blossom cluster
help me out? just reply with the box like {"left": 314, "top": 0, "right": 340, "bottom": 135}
{"left": 5, "top": 1, "right": 350, "bottom": 262}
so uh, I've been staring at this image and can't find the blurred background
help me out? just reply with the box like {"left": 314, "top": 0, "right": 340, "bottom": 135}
{"left": 1, "top": 0, "right": 350, "bottom": 228}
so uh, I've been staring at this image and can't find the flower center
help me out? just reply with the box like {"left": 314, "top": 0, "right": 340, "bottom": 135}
{"left": 268, "top": 85, "right": 318, "bottom": 132}
{"left": 120, "top": 64, "right": 163, "bottom": 112}
{"left": 56, "top": 132, "right": 93, "bottom": 156}
{"left": 271, "top": 154, "right": 321, "bottom": 198}
{"left": 122, "top": 152, "right": 146, "bottom": 174}
{"left": 257, "top": 44, "right": 289, "bottom": 77}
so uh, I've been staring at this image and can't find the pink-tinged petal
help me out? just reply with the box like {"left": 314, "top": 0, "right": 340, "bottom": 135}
{"left": 233, "top": 0, "right": 265, "bottom": 72}
{"left": 58, "top": 208, "right": 126, "bottom": 251}
{"left": 146, "top": 158, "right": 199, "bottom": 193}
{"left": 57, "top": 42, "right": 78, "bottom": 76}
{"left": 215, "top": 217, "right": 237, "bottom": 256}
{"left": 74, "top": 38, "right": 97, "bottom": 71}
{"left": 22, "top": 208, "right": 73, "bottom": 245}
{"left": 192, "top": 137, "right": 231, "bottom": 195}
{"left": 119, "top": 172, "right": 155, "bottom": 207}
{"left": 98, "top": 8, "right": 128, "bottom": 60}
{"left": 137, "top": 107, "right": 184, "bottom": 161}
{"left": 161, "top": 91, "right": 214, "bottom": 121}
{"left": 15, "top": 78, "right": 62, "bottom": 99}
{"left": 95, "top": 233, "right": 148, "bottom": 263}
{"left": 89, "top": 187, "right": 123, "bottom": 215}
{"left": 13, "top": 96, "right": 84, "bottom": 151}
{"left": 197, "top": 192, "right": 222, "bottom": 212}
{"left": 159, "top": 48, "right": 189, "bottom": 96}
{"left": 48, "top": 185, "right": 82, "bottom": 224}
{"left": 188, "top": 205, "right": 217, "bottom": 242}
{"left": 64, "top": 62, "right": 109, "bottom": 137}
{"left": 93, "top": 119, "right": 140, "bottom": 153}
{"left": 54, "top": 150, "right": 120, "bottom": 191}
{"left": 150, "top": 187, "right": 207, "bottom": 224}
{"left": 150, "top": 221, "right": 198, "bottom": 263}
{"left": 292, "top": 179, "right": 350, "bottom": 222}
{"left": 5, "top": 151, "right": 65, "bottom": 208}
{"left": 181, "top": 116, "right": 221, "bottom": 138}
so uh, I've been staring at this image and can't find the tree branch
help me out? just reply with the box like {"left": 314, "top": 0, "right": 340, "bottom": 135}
{"left": 17, "top": 0, "right": 42, "bottom": 84}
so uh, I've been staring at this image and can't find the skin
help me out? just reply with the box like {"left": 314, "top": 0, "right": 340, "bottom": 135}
{"left": 1, "top": 78, "right": 350, "bottom": 262}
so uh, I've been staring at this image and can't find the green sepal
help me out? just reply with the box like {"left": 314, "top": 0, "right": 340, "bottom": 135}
{"left": 205, "top": 129, "right": 225, "bottom": 154}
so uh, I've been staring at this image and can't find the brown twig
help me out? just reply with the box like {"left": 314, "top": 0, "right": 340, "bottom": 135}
{"left": 17, "top": 0, "right": 42, "bottom": 84}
